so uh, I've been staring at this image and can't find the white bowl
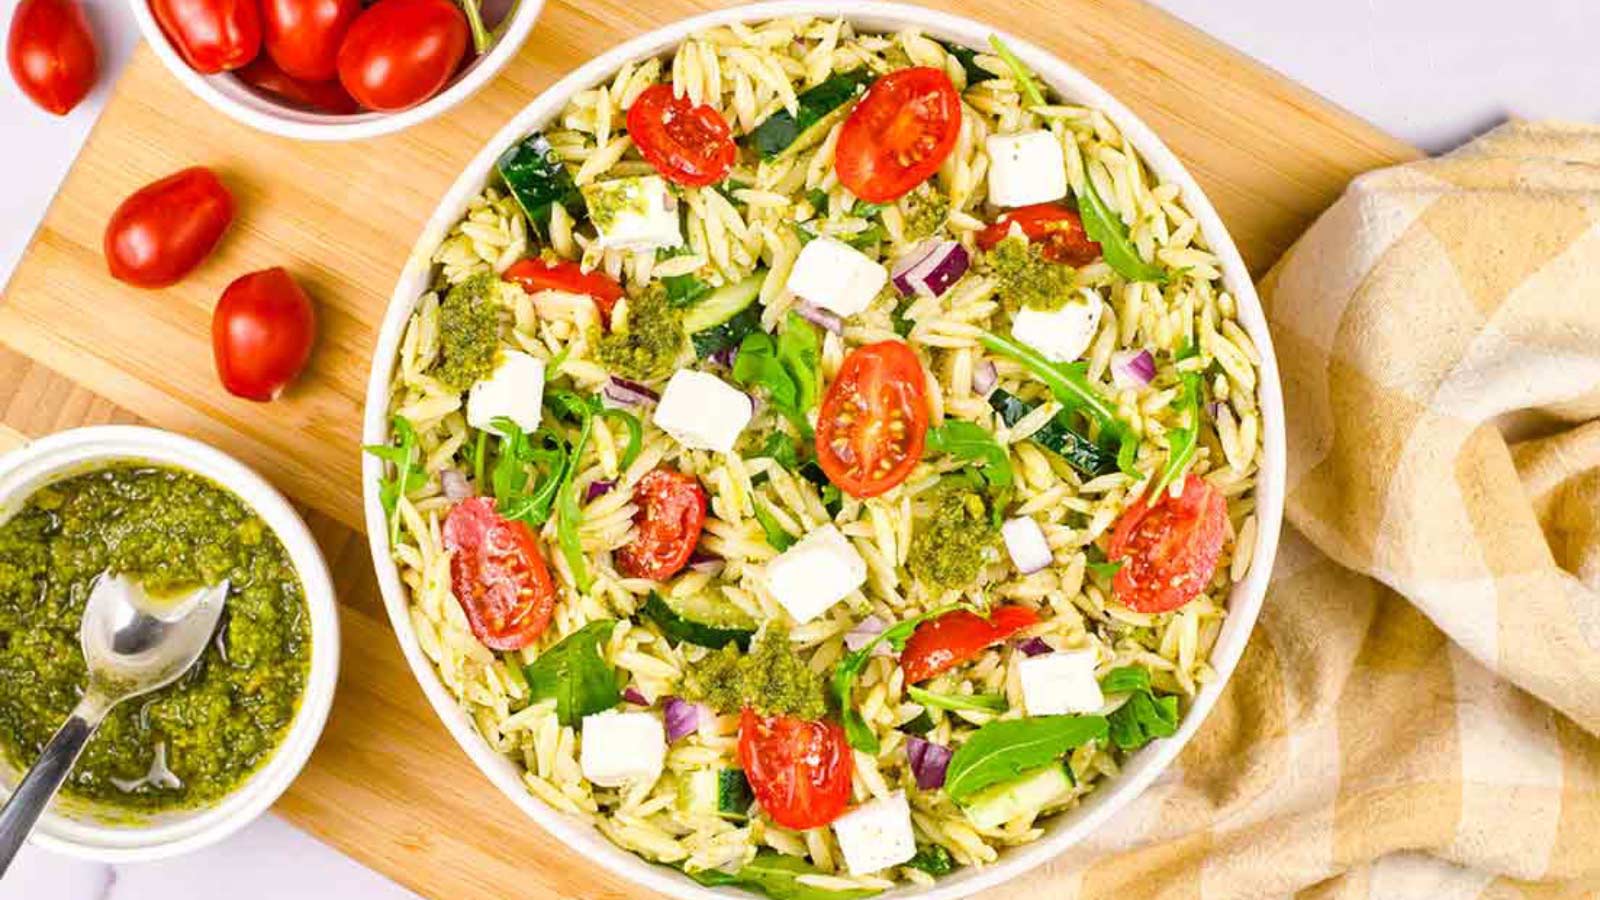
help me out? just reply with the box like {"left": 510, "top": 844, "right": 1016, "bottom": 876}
{"left": 0, "top": 425, "right": 340, "bottom": 862}
{"left": 127, "top": 0, "right": 545, "bottom": 142}
{"left": 362, "top": 3, "right": 1287, "bottom": 897}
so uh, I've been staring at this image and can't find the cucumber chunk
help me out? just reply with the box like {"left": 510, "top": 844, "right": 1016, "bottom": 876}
{"left": 678, "top": 768, "right": 754, "bottom": 821}
{"left": 683, "top": 271, "right": 767, "bottom": 334}
{"left": 745, "top": 69, "right": 875, "bottom": 159}
{"left": 641, "top": 592, "right": 756, "bottom": 651}
{"left": 988, "top": 389, "right": 1117, "bottom": 477}
{"left": 496, "top": 132, "right": 585, "bottom": 239}
{"left": 960, "top": 763, "right": 1072, "bottom": 831}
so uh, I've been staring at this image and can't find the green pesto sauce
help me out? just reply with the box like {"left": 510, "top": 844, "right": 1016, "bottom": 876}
{"left": 901, "top": 188, "right": 950, "bottom": 244}
{"left": 435, "top": 272, "right": 502, "bottom": 390}
{"left": 990, "top": 236, "right": 1075, "bottom": 311}
{"left": 685, "top": 628, "right": 826, "bottom": 720}
{"left": 580, "top": 178, "right": 652, "bottom": 232}
{"left": 0, "top": 466, "right": 309, "bottom": 813}
{"left": 595, "top": 284, "right": 687, "bottom": 382}
{"left": 907, "top": 487, "right": 1000, "bottom": 590}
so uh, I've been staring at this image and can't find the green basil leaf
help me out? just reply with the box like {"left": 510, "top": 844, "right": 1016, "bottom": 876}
{"left": 1098, "top": 665, "right": 1150, "bottom": 696}
{"left": 760, "top": 431, "right": 801, "bottom": 471}
{"left": 943, "top": 715, "right": 1108, "bottom": 803}
{"left": 1101, "top": 666, "right": 1179, "bottom": 750}
{"left": 753, "top": 501, "right": 797, "bottom": 552}
{"left": 1076, "top": 174, "right": 1169, "bottom": 285}
{"left": 905, "top": 844, "right": 954, "bottom": 877}
{"left": 925, "top": 420, "right": 1013, "bottom": 488}
{"left": 524, "top": 620, "right": 621, "bottom": 726}
{"left": 805, "top": 188, "right": 829, "bottom": 213}
{"left": 907, "top": 685, "right": 1008, "bottom": 713}
{"left": 776, "top": 312, "right": 822, "bottom": 415}
{"left": 714, "top": 852, "right": 881, "bottom": 900}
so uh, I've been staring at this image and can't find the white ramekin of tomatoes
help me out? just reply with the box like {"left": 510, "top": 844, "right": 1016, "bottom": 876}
{"left": 126, "top": 0, "right": 545, "bottom": 141}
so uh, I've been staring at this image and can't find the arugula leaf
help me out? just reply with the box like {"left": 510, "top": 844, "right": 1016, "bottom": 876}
{"left": 1153, "top": 345, "right": 1201, "bottom": 496}
{"left": 488, "top": 417, "right": 565, "bottom": 527}
{"left": 364, "top": 415, "right": 427, "bottom": 546}
{"left": 1087, "top": 559, "right": 1124, "bottom": 580}
{"left": 1101, "top": 666, "right": 1180, "bottom": 750}
{"left": 850, "top": 199, "right": 885, "bottom": 218}
{"left": 547, "top": 391, "right": 599, "bottom": 593}
{"left": 832, "top": 605, "right": 964, "bottom": 753}
{"left": 734, "top": 333, "right": 797, "bottom": 407}
{"left": 657, "top": 246, "right": 713, "bottom": 307}
{"left": 753, "top": 501, "right": 797, "bottom": 552}
{"left": 733, "top": 314, "right": 822, "bottom": 436}
{"left": 524, "top": 620, "right": 621, "bottom": 726}
{"left": 925, "top": 420, "right": 1013, "bottom": 488}
{"left": 471, "top": 430, "right": 488, "bottom": 487}
{"left": 905, "top": 844, "right": 954, "bottom": 877}
{"left": 1076, "top": 174, "right": 1169, "bottom": 285}
{"left": 687, "top": 852, "right": 880, "bottom": 900}
{"left": 891, "top": 298, "right": 915, "bottom": 338}
{"left": 988, "top": 35, "right": 1046, "bottom": 109}
{"left": 776, "top": 312, "right": 822, "bottom": 414}
{"left": 943, "top": 715, "right": 1108, "bottom": 803}
{"left": 841, "top": 224, "right": 886, "bottom": 249}
{"left": 987, "top": 389, "right": 1117, "bottom": 478}
{"left": 900, "top": 710, "right": 936, "bottom": 736}
{"left": 596, "top": 406, "right": 643, "bottom": 470}
{"left": 804, "top": 188, "right": 829, "bottom": 214}
{"left": 760, "top": 431, "right": 801, "bottom": 470}
{"left": 907, "top": 685, "right": 1008, "bottom": 713}
{"left": 979, "top": 330, "right": 1140, "bottom": 475}
{"left": 788, "top": 221, "right": 818, "bottom": 245}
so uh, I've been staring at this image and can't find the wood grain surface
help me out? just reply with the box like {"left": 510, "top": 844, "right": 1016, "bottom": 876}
{"left": 0, "top": 0, "right": 1418, "bottom": 896}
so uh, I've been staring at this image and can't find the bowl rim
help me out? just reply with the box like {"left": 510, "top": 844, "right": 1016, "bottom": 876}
{"left": 0, "top": 425, "right": 341, "bottom": 863}
{"left": 125, "top": 0, "right": 547, "bottom": 142}
{"left": 360, "top": 3, "right": 1287, "bottom": 897}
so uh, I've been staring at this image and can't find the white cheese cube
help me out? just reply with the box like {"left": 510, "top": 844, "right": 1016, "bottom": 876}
{"left": 985, "top": 131, "right": 1069, "bottom": 207}
{"left": 652, "top": 370, "right": 753, "bottom": 454}
{"left": 465, "top": 350, "right": 546, "bottom": 433}
{"left": 763, "top": 524, "right": 866, "bottom": 625}
{"left": 784, "top": 236, "right": 888, "bottom": 318}
{"left": 583, "top": 175, "right": 683, "bottom": 252}
{"left": 1001, "top": 516, "right": 1052, "bottom": 573}
{"left": 580, "top": 710, "right": 666, "bottom": 787}
{"left": 1010, "top": 292, "right": 1103, "bottom": 363}
{"left": 1018, "top": 650, "right": 1104, "bottom": 716}
{"left": 832, "top": 791, "right": 917, "bottom": 875}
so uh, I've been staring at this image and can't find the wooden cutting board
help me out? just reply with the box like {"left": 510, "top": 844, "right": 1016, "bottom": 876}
{"left": 0, "top": 0, "right": 1418, "bottom": 896}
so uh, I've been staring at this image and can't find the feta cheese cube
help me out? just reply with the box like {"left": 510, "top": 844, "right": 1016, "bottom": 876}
{"left": 465, "top": 350, "right": 546, "bottom": 433}
{"left": 832, "top": 791, "right": 917, "bottom": 875}
{"left": 763, "top": 524, "right": 866, "bottom": 625}
{"left": 784, "top": 235, "right": 888, "bottom": 318}
{"left": 1010, "top": 292, "right": 1103, "bottom": 363}
{"left": 652, "top": 370, "right": 753, "bottom": 454}
{"left": 1018, "top": 650, "right": 1104, "bottom": 716}
{"left": 579, "top": 710, "right": 666, "bottom": 787}
{"left": 1001, "top": 516, "right": 1052, "bottom": 573}
{"left": 985, "top": 130, "right": 1068, "bottom": 207}
{"left": 583, "top": 175, "right": 683, "bottom": 252}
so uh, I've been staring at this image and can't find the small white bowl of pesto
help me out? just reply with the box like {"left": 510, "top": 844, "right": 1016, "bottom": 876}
{"left": 0, "top": 426, "right": 339, "bottom": 861}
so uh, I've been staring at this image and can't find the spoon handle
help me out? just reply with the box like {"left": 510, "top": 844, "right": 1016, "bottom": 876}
{"left": 0, "top": 699, "right": 106, "bottom": 877}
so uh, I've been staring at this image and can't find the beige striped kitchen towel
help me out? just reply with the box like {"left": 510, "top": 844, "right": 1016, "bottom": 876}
{"left": 996, "top": 120, "right": 1600, "bottom": 900}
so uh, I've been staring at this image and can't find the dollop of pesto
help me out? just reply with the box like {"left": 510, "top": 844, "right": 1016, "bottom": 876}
{"left": 901, "top": 187, "right": 950, "bottom": 244}
{"left": 0, "top": 466, "right": 309, "bottom": 812}
{"left": 907, "top": 486, "right": 1000, "bottom": 589}
{"left": 435, "top": 272, "right": 502, "bottom": 389}
{"left": 685, "top": 627, "right": 826, "bottom": 720}
{"left": 580, "top": 177, "right": 653, "bottom": 233}
{"left": 595, "top": 284, "right": 687, "bottom": 382}
{"left": 990, "top": 235, "right": 1075, "bottom": 311}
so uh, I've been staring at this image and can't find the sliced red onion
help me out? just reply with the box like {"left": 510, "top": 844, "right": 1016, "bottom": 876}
{"left": 1109, "top": 349, "right": 1156, "bottom": 390}
{"left": 439, "top": 467, "right": 474, "bottom": 501}
{"left": 709, "top": 345, "right": 738, "bottom": 368}
{"left": 906, "top": 736, "right": 952, "bottom": 790}
{"left": 844, "top": 615, "right": 892, "bottom": 656}
{"left": 794, "top": 300, "right": 844, "bottom": 335}
{"left": 663, "top": 697, "right": 705, "bottom": 742}
{"left": 623, "top": 686, "right": 650, "bottom": 706}
{"left": 601, "top": 376, "right": 659, "bottom": 409}
{"left": 1205, "top": 400, "right": 1223, "bottom": 421}
{"left": 687, "top": 548, "right": 723, "bottom": 574}
{"left": 972, "top": 361, "right": 998, "bottom": 396}
{"left": 1016, "top": 636, "right": 1053, "bottom": 657}
{"left": 891, "top": 240, "right": 970, "bottom": 299}
{"left": 586, "top": 479, "right": 616, "bottom": 502}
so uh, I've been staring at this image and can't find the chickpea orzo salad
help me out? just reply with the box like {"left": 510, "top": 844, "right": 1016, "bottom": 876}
{"left": 369, "top": 17, "right": 1264, "bottom": 898}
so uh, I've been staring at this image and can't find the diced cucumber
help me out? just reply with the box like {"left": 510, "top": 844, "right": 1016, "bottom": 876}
{"left": 677, "top": 768, "right": 753, "bottom": 821}
{"left": 640, "top": 592, "right": 756, "bottom": 651}
{"left": 679, "top": 767, "right": 718, "bottom": 814}
{"left": 496, "top": 132, "right": 585, "bottom": 239}
{"left": 745, "top": 69, "right": 875, "bottom": 159}
{"left": 988, "top": 389, "right": 1117, "bottom": 477}
{"left": 959, "top": 763, "right": 1072, "bottom": 831}
{"left": 683, "top": 271, "right": 767, "bottom": 334}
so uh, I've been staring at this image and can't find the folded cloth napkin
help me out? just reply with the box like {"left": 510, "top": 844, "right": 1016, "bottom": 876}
{"left": 994, "top": 121, "right": 1600, "bottom": 900}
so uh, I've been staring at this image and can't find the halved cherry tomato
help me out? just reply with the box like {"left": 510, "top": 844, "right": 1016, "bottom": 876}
{"left": 261, "top": 0, "right": 359, "bottom": 82}
{"left": 443, "top": 496, "right": 558, "bottom": 651}
{"left": 976, "top": 202, "right": 1102, "bottom": 266}
{"left": 899, "top": 605, "right": 1041, "bottom": 684}
{"left": 1107, "top": 474, "right": 1229, "bottom": 613}
{"left": 504, "top": 258, "right": 625, "bottom": 327}
{"left": 615, "top": 468, "right": 707, "bottom": 581}
{"left": 212, "top": 267, "right": 317, "bottom": 402}
{"left": 236, "top": 55, "right": 358, "bottom": 113}
{"left": 104, "top": 166, "right": 234, "bottom": 289}
{"left": 815, "top": 341, "right": 929, "bottom": 499}
{"left": 835, "top": 67, "right": 961, "bottom": 204}
{"left": 625, "top": 83, "right": 737, "bottom": 188}
{"left": 737, "top": 709, "right": 852, "bottom": 831}
{"left": 7, "top": 0, "right": 97, "bottom": 116}
{"left": 150, "top": 0, "right": 262, "bottom": 74}
{"left": 336, "top": 0, "right": 467, "bottom": 112}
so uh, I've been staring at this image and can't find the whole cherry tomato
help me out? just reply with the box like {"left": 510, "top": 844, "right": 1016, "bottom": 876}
{"left": 899, "top": 605, "right": 1041, "bottom": 683}
{"left": 815, "top": 341, "right": 930, "bottom": 499}
{"left": 1107, "top": 474, "right": 1230, "bottom": 613}
{"left": 261, "top": 0, "right": 358, "bottom": 82}
{"left": 149, "top": 0, "right": 262, "bottom": 74}
{"left": 835, "top": 67, "right": 961, "bottom": 204}
{"left": 236, "top": 55, "right": 358, "bottom": 114}
{"left": 503, "top": 257, "right": 624, "bottom": 327}
{"left": 104, "top": 166, "right": 234, "bottom": 288}
{"left": 976, "top": 202, "right": 1102, "bottom": 266}
{"left": 737, "top": 709, "right": 852, "bottom": 831}
{"left": 615, "top": 468, "right": 708, "bottom": 581}
{"left": 336, "top": 0, "right": 467, "bottom": 112}
{"left": 443, "top": 496, "right": 558, "bottom": 650}
{"left": 212, "top": 267, "right": 317, "bottom": 402}
{"left": 7, "top": 0, "right": 97, "bottom": 115}
{"left": 625, "top": 83, "right": 737, "bottom": 188}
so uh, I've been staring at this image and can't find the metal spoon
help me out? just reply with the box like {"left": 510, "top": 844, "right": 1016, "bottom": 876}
{"left": 0, "top": 572, "right": 227, "bottom": 875}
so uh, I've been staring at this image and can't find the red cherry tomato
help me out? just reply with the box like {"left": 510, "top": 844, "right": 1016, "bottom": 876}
{"left": 443, "top": 497, "right": 558, "bottom": 651}
{"left": 104, "top": 166, "right": 234, "bottom": 289}
{"left": 815, "top": 341, "right": 929, "bottom": 499}
{"left": 7, "top": 0, "right": 96, "bottom": 116}
{"left": 149, "top": 0, "right": 262, "bottom": 74}
{"left": 625, "top": 83, "right": 737, "bottom": 188}
{"left": 899, "top": 605, "right": 1041, "bottom": 684}
{"left": 737, "top": 709, "right": 852, "bottom": 831}
{"left": 835, "top": 67, "right": 961, "bottom": 204}
{"left": 503, "top": 258, "right": 625, "bottom": 327}
{"left": 212, "top": 267, "right": 317, "bottom": 402}
{"left": 235, "top": 55, "right": 358, "bottom": 114}
{"left": 1107, "top": 474, "right": 1229, "bottom": 613}
{"left": 614, "top": 468, "right": 707, "bottom": 582}
{"left": 976, "top": 202, "right": 1102, "bottom": 266}
{"left": 336, "top": 0, "right": 467, "bottom": 112}
{"left": 261, "top": 0, "right": 358, "bottom": 82}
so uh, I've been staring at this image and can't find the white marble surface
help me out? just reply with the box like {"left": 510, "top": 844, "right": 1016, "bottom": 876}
{"left": 0, "top": 1, "right": 1595, "bottom": 896}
